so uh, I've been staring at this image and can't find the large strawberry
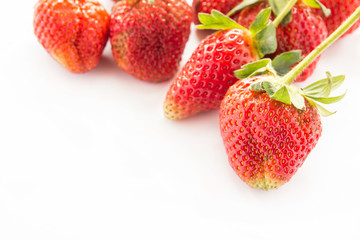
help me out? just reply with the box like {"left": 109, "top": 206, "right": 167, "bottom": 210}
{"left": 219, "top": 6, "right": 360, "bottom": 189}
{"left": 315, "top": 0, "right": 360, "bottom": 36}
{"left": 164, "top": 9, "right": 278, "bottom": 120}
{"left": 192, "top": 0, "right": 244, "bottom": 24}
{"left": 234, "top": 0, "right": 328, "bottom": 82}
{"left": 34, "top": 0, "right": 110, "bottom": 73}
{"left": 220, "top": 74, "right": 327, "bottom": 189}
{"left": 220, "top": 58, "right": 347, "bottom": 189}
{"left": 110, "top": 0, "right": 192, "bottom": 82}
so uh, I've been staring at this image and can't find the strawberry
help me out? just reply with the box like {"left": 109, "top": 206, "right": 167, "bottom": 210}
{"left": 109, "top": 0, "right": 192, "bottom": 82}
{"left": 219, "top": 54, "right": 347, "bottom": 189}
{"left": 34, "top": 0, "right": 110, "bottom": 73}
{"left": 220, "top": 76, "right": 322, "bottom": 189}
{"left": 164, "top": 9, "right": 278, "bottom": 120}
{"left": 316, "top": 0, "right": 360, "bottom": 36}
{"left": 192, "top": 0, "right": 244, "bottom": 24}
{"left": 235, "top": 0, "right": 328, "bottom": 82}
{"left": 218, "top": 4, "right": 360, "bottom": 188}
{"left": 164, "top": 29, "right": 259, "bottom": 119}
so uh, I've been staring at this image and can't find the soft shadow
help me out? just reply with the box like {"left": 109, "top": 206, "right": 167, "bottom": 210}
{"left": 92, "top": 53, "right": 182, "bottom": 88}
{"left": 91, "top": 54, "right": 130, "bottom": 80}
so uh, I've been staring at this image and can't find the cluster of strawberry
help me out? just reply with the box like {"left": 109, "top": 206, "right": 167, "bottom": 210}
{"left": 34, "top": 0, "right": 192, "bottom": 80}
{"left": 34, "top": 0, "right": 360, "bottom": 190}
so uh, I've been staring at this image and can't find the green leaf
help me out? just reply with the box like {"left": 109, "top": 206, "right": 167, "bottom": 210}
{"left": 302, "top": 72, "right": 346, "bottom": 116}
{"left": 302, "top": 75, "right": 345, "bottom": 97}
{"left": 250, "top": 8, "right": 272, "bottom": 34}
{"left": 197, "top": 10, "right": 245, "bottom": 30}
{"left": 307, "top": 92, "right": 347, "bottom": 104}
{"left": 252, "top": 80, "right": 306, "bottom": 110}
{"left": 272, "top": 50, "right": 302, "bottom": 76}
{"left": 288, "top": 87, "right": 306, "bottom": 110}
{"left": 303, "top": 0, "right": 331, "bottom": 17}
{"left": 316, "top": 104, "right": 336, "bottom": 116}
{"left": 255, "top": 22, "right": 277, "bottom": 57}
{"left": 270, "top": 86, "right": 291, "bottom": 105}
{"left": 250, "top": 81, "right": 266, "bottom": 92}
{"left": 227, "top": 0, "right": 264, "bottom": 17}
{"left": 268, "top": 0, "right": 292, "bottom": 25}
{"left": 329, "top": 75, "right": 345, "bottom": 91}
{"left": 234, "top": 59, "right": 272, "bottom": 79}
{"left": 262, "top": 81, "right": 279, "bottom": 97}
{"left": 307, "top": 98, "right": 336, "bottom": 117}
{"left": 323, "top": 72, "right": 333, "bottom": 97}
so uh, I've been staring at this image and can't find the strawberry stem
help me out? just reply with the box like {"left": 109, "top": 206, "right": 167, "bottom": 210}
{"left": 281, "top": 6, "right": 360, "bottom": 85}
{"left": 272, "top": 0, "right": 298, "bottom": 28}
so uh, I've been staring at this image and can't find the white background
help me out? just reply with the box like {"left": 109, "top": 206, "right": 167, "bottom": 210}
{"left": 1, "top": 0, "right": 359, "bottom": 239}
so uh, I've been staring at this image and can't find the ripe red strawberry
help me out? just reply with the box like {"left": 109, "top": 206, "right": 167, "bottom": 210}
{"left": 192, "top": 0, "right": 244, "bottom": 24}
{"left": 236, "top": 1, "right": 328, "bottom": 82}
{"left": 164, "top": 29, "right": 258, "bottom": 119}
{"left": 218, "top": 5, "right": 356, "bottom": 188}
{"left": 220, "top": 76, "right": 322, "bottom": 189}
{"left": 316, "top": 0, "right": 360, "bottom": 36}
{"left": 34, "top": 0, "right": 110, "bottom": 73}
{"left": 164, "top": 9, "right": 277, "bottom": 120}
{"left": 219, "top": 57, "right": 347, "bottom": 189}
{"left": 110, "top": 0, "right": 192, "bottom": 82}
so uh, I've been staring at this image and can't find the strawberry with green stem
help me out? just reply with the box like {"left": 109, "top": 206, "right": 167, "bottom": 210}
{"left": 220, "top": 6, "right": 360, "bottom": 190}
{"left": 230, "top": 0, "right": 329, "bottom": 82}
{"left": 164, "top": 8, "right": 282, "bottom": 120}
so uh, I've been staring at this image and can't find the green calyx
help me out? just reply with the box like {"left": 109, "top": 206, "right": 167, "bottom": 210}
{"left": 226, "top": 0, "right": 297, "bottom": 27}
{"left": 234, "top": 53, "right": 306, "bottom": 111}
{"left": 234, "top": 57, "right": 346, "bottom": 116}
{"left": 303, "top": 0, "right": 331, "bottom": 17}
{"left": 250, "top": 8, "right": 277, "bottom": 57}
{"left": 234, "top": 50, "right": 302, "bottom": 78}
{"left": 271, "top": 50, "right": 302, "bottom": 75}
{"left": 270, "top": 0, "right": 331, "bottom": 24}
{"left": 227, "top": 0, "right": 330, "bottom": 27}
{"left": 197, "top": 10, "right": 247, "bottom": 31}
{"left": 197, "top": 8, "right": 277, "bottom": 58}
{"left": 302, "top": 73, "right": 346, "bottom": 116}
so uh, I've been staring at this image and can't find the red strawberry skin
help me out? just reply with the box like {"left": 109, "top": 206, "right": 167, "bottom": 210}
{"left": 220, "top": 76, "right": 322, "bottom": 190}
{"left": 34, "top": 0, "right": 110, "bottom": 73}
{"left": 316, "top": 0, "right": 360, "bottom": 36}
{"left": 164, "top": 29, "right": 259, "bottom": 120}
{"left": 192, "top": 0, "right": 244, "bottom": 24}
{"left": 110, "top": 0, "right": 192, "bottom": 82}
{"left": 237, "top": 2, "right": 328, "bottom": 82}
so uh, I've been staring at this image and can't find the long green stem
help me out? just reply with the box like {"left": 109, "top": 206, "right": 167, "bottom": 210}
{"left": 272, "top": 0, "right": 298, "bottom": 27}
{"left": 281, "top": 6, "right": 360, "bottom": 85}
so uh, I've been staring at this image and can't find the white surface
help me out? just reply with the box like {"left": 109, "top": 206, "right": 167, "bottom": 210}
{"left": 1, "top": 1, "right": 360, "bottom": 239}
